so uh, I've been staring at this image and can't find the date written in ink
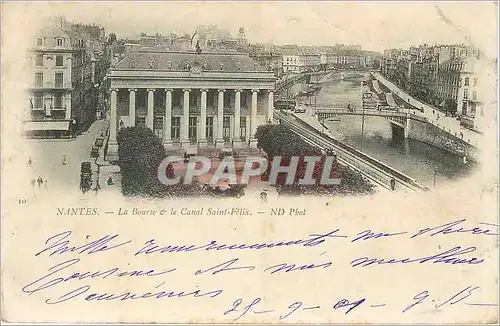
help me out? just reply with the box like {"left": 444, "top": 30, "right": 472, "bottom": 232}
{"left": 222, "top": 296, "right": 365, "bottom": 321}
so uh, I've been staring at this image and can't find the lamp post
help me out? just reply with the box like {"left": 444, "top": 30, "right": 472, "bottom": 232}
{"left": 433, "top": 167, "right": 437, "bottom": 188}
{"left": 360, "top": 81, "right": 367, "bottom": 152}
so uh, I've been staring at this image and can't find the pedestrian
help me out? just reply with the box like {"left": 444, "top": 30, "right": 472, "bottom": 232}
{"left": 44, "top": 179, "right": 48, "bottom": 190}
{"left": 61, "top": 155, "right": 67, "bottom": 165}
{"left": 390, "top": 178, "right": 396, "bottom": 191}
{"left": 30, "top": 178, "right": 36, "bottom": 188}
{"left": 107, "top": 176, "right": 114, "bottom": 186}
{"left": 260, "top": 191, "right": 268, "bottom": 203}
{"left": 37, "top": 176, "right": 43, "bottom": 189}
{"left": 27, "top": 157, "right": 33, "bottom": 166}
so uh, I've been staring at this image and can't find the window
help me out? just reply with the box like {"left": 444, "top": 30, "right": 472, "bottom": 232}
{"left": 35, "top": 54, "right": 43, "bottom": 66}
{"left": 206, "top": 117, "right": 214, "bottom": 142}
{"left": 223, "top": 117, "right": 230, "bottom": 142}
{"left": 154, "top": 117, "right": 163, "bottom": 139}
{"left": 171, "top": 117, "right": 180, "bottom": 140}
{"left": 36, "top": 38, "right": 43, "bottom": 46}
{"left": 34, "top": 93, "right": 43, "bottom": 108}
{"left": 188, "top": 117, "right": 197, "bottom": 143}
{"left": 224, "top": 92, "right": 230, "bottom": 108}
{"left": 472, "top": 91, "right": 477, "bottom": 101}
{"left": 55, "top": 55, "right": 63, "bottom": 67}
{"left": 34, "top": 73, "right": 43, "bottom": 87}
{"left": 463, "top": 89, "right": 468, "bottom": 100}
{"left": 54, "top": 94, "right": 63, "bottom": 109}
{"left": 55, "top": 72, "right": 63, "bottom": 87}
{"left": 473, "top": 78, "right": 478, "bottom": 87}
{"left": 56, "top": 38, "right": 64, "bottom": 47}
{"left": 464, "top": 77, "right": 469, "bottom": 86}
{"left": 462, "top": 102, "right": 468, "bottom": 115}
{"left": 240, "top": 117, "right": 247, "bottom": 140}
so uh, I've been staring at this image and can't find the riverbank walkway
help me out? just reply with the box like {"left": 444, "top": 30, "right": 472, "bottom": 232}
{"left": 372, "top": 72, "right": 481, "bottom": 148}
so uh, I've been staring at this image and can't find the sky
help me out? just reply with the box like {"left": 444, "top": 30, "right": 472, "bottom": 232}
{"left": 3, "top": 1, "right": 498, "bottom": 57}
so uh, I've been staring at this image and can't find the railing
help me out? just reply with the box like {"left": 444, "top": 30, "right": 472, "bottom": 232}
{"left": 275, "top": 111, "right": 429, "bottom": 192}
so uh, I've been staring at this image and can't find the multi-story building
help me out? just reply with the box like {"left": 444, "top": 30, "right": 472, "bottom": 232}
{"left": 282, "top": 54, "right": 300, "bottom": 73}
{"left": 299, "top": 51, "right": 321, "bottom": 69}
{"left": 24, "top": 25, "right": 81, "bottom": 137}
{"left": 381, "top": 43, "right": 485, "bottom": 129}
{"left": 456, "top": 57, "right": 483, "bottom": 118}
{"left": 407, "top": 53, "right": 438, "bottom": 101}
{"left": 24, "top": 23, "right": 111, "bottom": 138}
{"left": 106, "top": 50, "right": 276, "bottom": 159}
{"left": 320, "top": 53, "right": 338, "bottom": 68}
{"left": 282, "top": 49, "right": 320, "bottom": 73}
{"left": 67, "top": 23, "right": 110, "bottom": 130}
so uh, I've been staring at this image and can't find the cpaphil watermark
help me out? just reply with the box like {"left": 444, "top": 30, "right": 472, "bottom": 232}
{"left": 157, "top": 156, "right": 342, "bottom": 186}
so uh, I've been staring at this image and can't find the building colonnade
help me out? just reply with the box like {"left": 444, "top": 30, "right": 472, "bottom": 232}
{"left": 109, "top": 87, "right": 274, "bottom": 149}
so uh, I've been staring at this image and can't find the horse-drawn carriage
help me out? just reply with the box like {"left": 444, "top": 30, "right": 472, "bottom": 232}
{"left": 80, "top": 161, "right": 92, "bottom": 193}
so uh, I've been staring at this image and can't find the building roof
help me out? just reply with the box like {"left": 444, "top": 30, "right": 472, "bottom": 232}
{"left": 37, "top": 25, "right": 70, "bottom": 39}
{"left": 113, "top": 50, "right": 265, "bottom": 72}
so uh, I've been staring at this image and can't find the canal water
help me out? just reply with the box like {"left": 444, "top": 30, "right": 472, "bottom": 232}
{"left": 297, "top": 75, "right": 474, "bottom": 188}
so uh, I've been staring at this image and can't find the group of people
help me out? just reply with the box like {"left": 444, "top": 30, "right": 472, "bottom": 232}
{"left": 30, "top": 176, "right": 47, "bottom": 190}
{"left": 27, "top": 154, "right": 68, "bottom": 191}
{"left": 27, "top": 157, "right": 46, "bottom": 190}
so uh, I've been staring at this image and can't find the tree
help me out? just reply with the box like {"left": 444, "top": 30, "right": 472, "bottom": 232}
{"left": 117, "top": 127, "right": 171, "bottom": 197}
{"left": 255, "top": 124, "right": 275, "bottom": 152}
{"left": 108, "top": 33, "right": 117, "bottom": 45}
{"left": 254, "top": 124, "right": 374, "bottom": 195}
{"left": 444, "top": 98, "right": 457, "bottom": 116}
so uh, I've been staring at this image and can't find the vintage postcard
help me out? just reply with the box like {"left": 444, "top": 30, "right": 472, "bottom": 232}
{"left": 1, "top": 1, "right": 498, "bottom": 324}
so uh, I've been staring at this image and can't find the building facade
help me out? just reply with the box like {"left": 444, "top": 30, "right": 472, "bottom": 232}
{"left": 107, "top": 50, "right": 276, "bottom": 158}
{"left": 381, "top": 43, "right": 485, "bottom": 130}
{"left": 282, "top": 54, "right": 300, "bottom": 73}
{"left": 25, "top": 24, "right": 109, "bottom": 137}
{"left": 25, "top": 25, "right": 79, "bottom": 137}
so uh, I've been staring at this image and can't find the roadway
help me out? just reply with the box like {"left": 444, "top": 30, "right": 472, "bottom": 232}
{"left": 274, "top": 110, "right": 429, "bottom": 193}
{"left": 372, "top": 72, "right": 481, "bottom": 147}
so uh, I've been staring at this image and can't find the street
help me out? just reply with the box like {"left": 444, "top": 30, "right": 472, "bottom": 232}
{"left": 20, "top": 119, "right": 109, "bottom": 200}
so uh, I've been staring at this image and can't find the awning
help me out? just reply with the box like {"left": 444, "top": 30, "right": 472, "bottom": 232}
{"left": 24, "top": 120, "right": 70, "bottom": 132}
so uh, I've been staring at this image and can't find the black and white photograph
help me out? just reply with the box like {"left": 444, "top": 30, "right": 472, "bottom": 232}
{"left": 1, "top": 1, "right": 498, "bottom": 324}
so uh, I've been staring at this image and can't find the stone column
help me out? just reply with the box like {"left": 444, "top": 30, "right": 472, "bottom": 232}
{"left": 199, "top": 89, "right": 207, "bottom": 147}
{"left": 233, "top": 89, "right": 242, "bottom": 148}
{"left": 108, "top": 88, "right": 118, "bottom": 159}
{"left": 250, "top": 89, "right": 258, "bottom": 146}
{"left": 267, "top": 90, "right": 274, "bottom": 123}
{"left": 147, "top": 89, "right": 154, "bottom": 130}
{"left": 129, "top": 88, "right": 136, "bottom": 127}
{"left": 164, "top": 88, "right": 172, "bottom": 147}
{"left": 216, "top": 89, "right": 225, "bottom": 148}
{"left": 181, "top": 89, "right": 190, "bottom": 147}
{"left": 110, "top": 88, "right": 118, "bottom": 143}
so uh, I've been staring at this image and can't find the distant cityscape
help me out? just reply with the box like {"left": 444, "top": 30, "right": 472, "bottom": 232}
{"left": 24, "top": 15, "right": 490, "bottom": 139}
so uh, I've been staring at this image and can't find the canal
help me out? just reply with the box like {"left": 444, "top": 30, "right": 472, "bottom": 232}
{"left": 296, "top": 74, "right": 475, "bottom": 188}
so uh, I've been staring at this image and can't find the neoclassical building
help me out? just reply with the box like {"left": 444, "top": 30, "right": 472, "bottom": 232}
{"left": 107, "top": 50, "right": 276, "bottom": 157}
